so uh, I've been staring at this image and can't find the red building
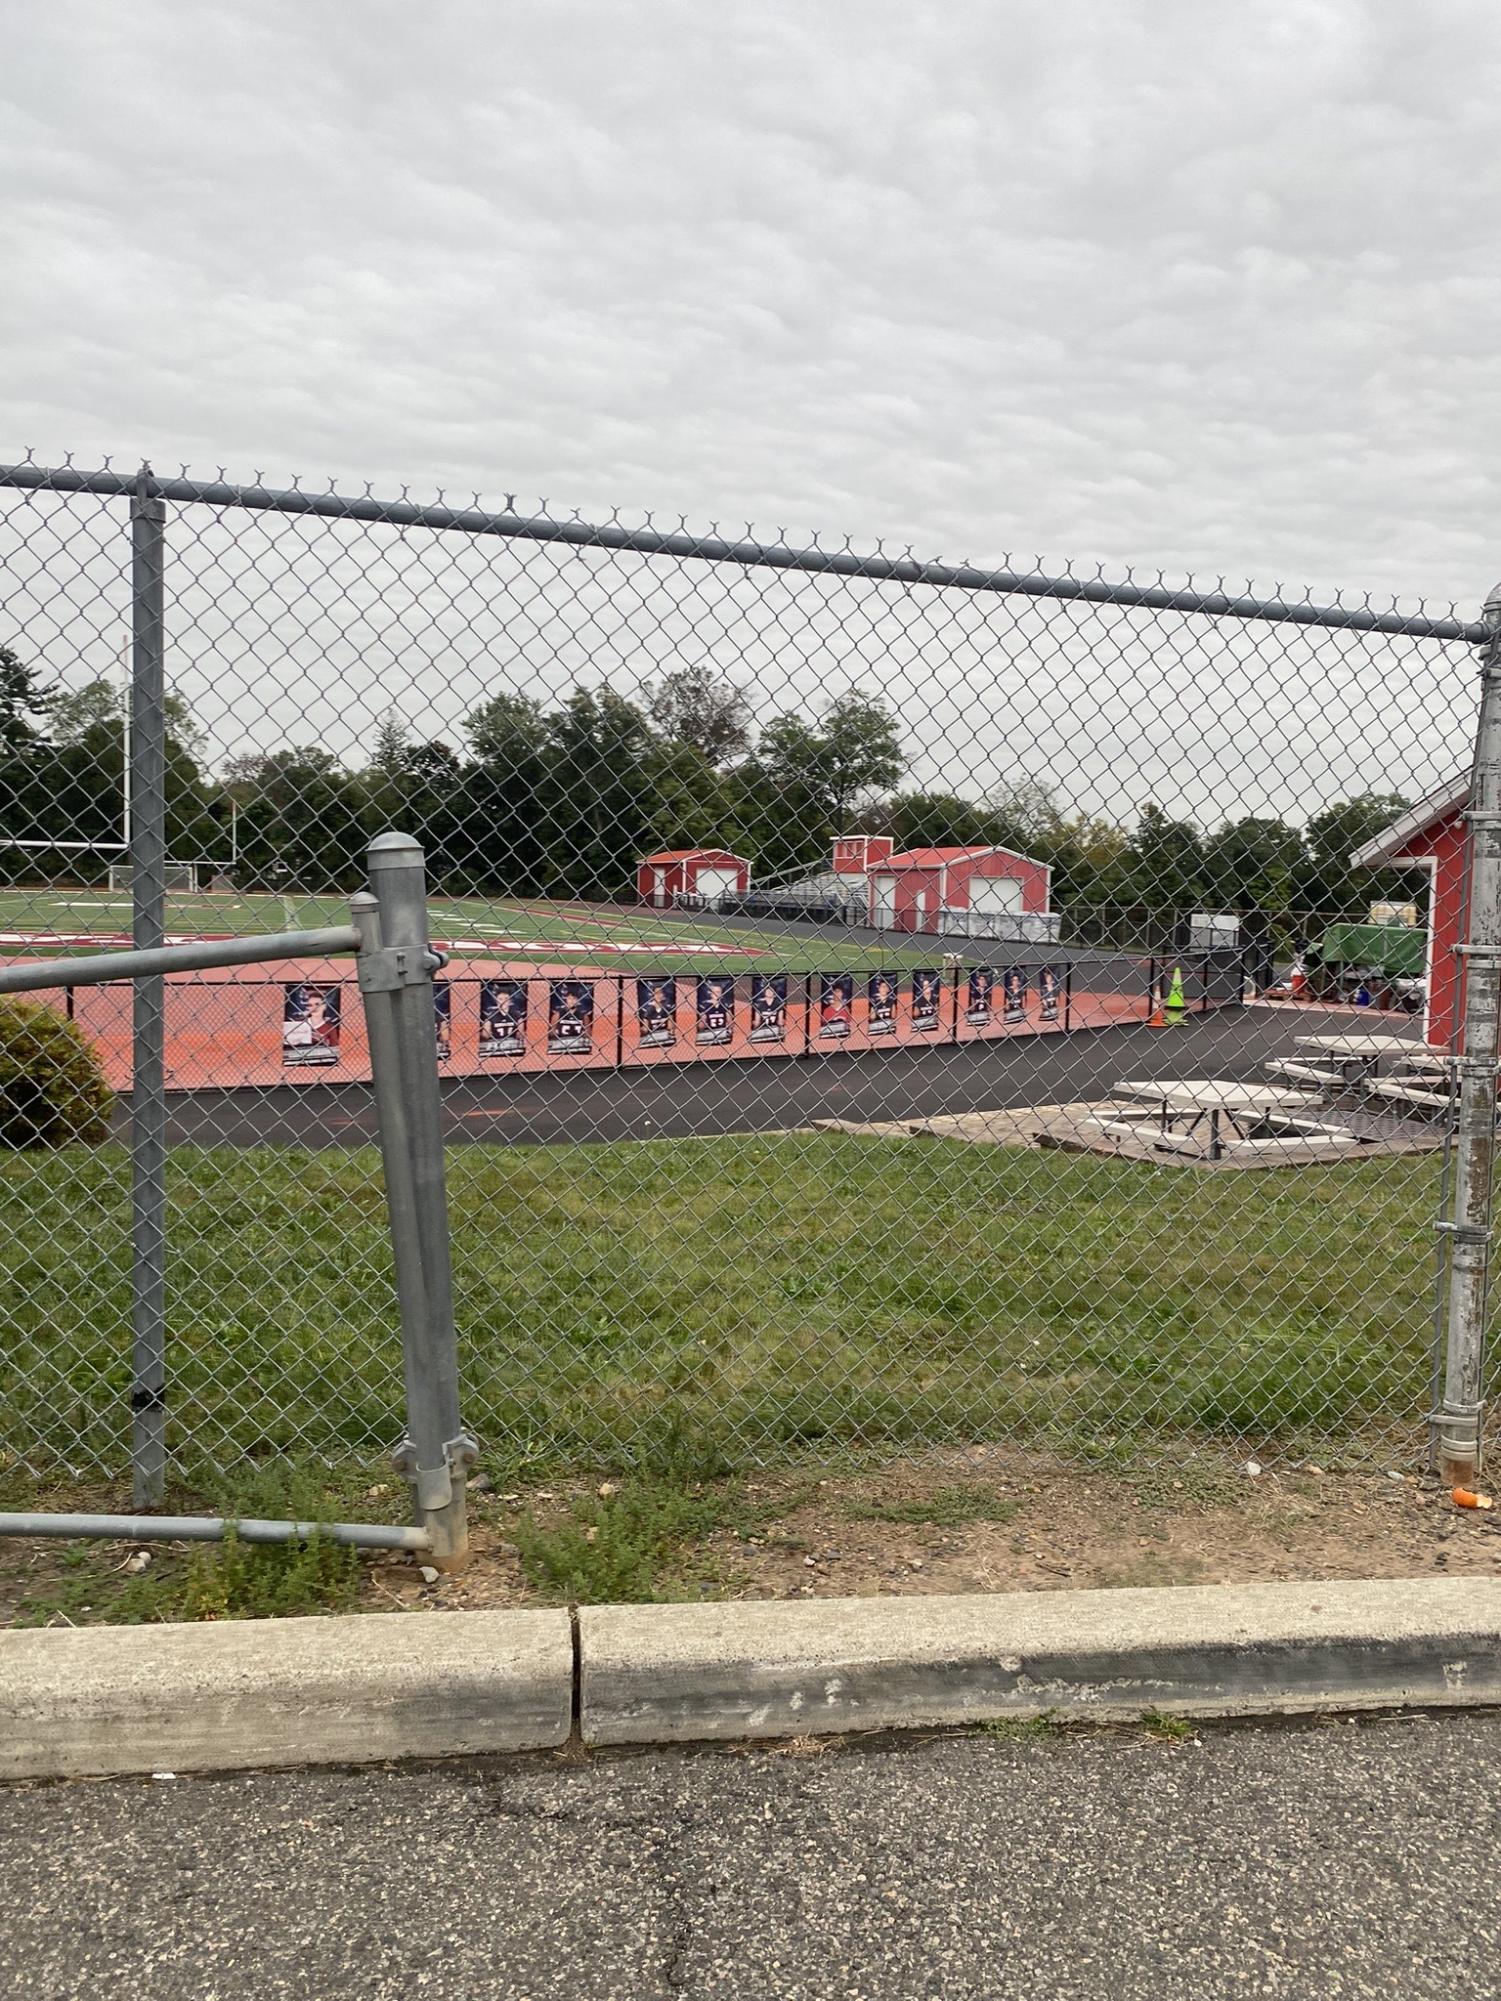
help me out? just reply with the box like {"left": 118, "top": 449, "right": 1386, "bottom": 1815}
{"left": 636, "top": 848, "right": 750, "bottom": 909}
{"left": 867, "top": 844, "right": 1051, "bottom": 933}
{"left": 1351, "top": 779, "right": 1467, "bottom": 1048}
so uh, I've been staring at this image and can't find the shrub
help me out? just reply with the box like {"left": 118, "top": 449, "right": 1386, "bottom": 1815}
{"left": 0, "top": 998, "right": 113, "bottom": 1148}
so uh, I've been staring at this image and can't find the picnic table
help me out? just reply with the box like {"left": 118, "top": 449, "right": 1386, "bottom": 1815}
{"left": 1292, "top": 1032, "right": 1425, "bottom": 1082}
{"left": 1113, "top": 1078, "right": 1311, "bottom": 1161}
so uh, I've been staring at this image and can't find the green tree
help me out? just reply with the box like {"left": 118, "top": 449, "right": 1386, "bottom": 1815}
{"left": 1201, "top": 816, "right": 1303, "bottom": 915}
{"left": 644, "top": 663, "right": 753, "bottom": 768}
{"left": 0, "top": 643, "right": 51, "bottom": 751}
{"left": 1298, "top": 793, "right": 1413, "bottom": 920}
{"left": 222, "top": 749, "right": 371, "bottom": 890}
{"left": 755, "top": 692, "right": 904, "bottom": 870}
{"left": 540, "top": 688, "right": 657, "bottom": 899}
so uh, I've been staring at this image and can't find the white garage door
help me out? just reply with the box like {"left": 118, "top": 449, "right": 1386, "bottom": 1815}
{"left": 694, "top": 866, "right": 739, "bottom": 903}
{"left": 872, "top": 876, "right": 897, "bottom": 927}
{"left": 968, "top": 875, "right": 1025, "bottom": 915}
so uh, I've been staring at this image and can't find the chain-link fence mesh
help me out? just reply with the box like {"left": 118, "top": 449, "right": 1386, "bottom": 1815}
{"left": 0, "top": 456, "right": 1492, "bottom": 1496}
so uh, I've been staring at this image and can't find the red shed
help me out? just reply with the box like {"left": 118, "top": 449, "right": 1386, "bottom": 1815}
{"left": 637, "top": 848, "right": 750, "bottom": 909}
{"left": 1351, "top": 779, "right": 1467, "bottom": 1048}
{"left": 868, "top": 844, "right": 1051, "bottom": 933}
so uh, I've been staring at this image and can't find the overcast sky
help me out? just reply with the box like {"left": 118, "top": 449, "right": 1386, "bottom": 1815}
{"left": 2, "top": 1, "right": 1496, "bottom": 818}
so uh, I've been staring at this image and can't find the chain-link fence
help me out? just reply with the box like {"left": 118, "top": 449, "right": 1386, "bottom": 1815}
{"left": 1, "top": 455, "right": 1494, "bottom": 1508}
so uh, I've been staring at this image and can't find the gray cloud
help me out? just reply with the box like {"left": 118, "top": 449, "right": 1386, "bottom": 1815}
{"left": 1, "top": 0, "right": 1496, "bottom": 821}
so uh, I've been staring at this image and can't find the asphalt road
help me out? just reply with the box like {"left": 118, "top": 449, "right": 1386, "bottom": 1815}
{"left": 149, "top": 1006, "right": 1347, "bottom": 1149}
{"left": 1, "top": 1711, "right": 1496, "bottom": 2000}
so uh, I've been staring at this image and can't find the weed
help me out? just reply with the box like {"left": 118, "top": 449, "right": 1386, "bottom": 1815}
{"left": 841, "top": 1486, "right": 1018, "bottom": 1528}
{"left": 14, "top": 1524, "right": 362, "bottom": 1627}
{"left": 511, "top": 1478, "right": 732, "bottom": 1604}
{"left": 1140, "top": 1709, "right": 1196, "bottom": 1742}
{"left": 978, "top": 1712, "right": 1063, "bottom": 1743}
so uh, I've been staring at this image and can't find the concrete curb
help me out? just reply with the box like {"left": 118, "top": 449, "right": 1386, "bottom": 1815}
{"left": 0, "top": 1608, "right": 572, "bottom": 1780}
{"left": 580, "top": 1578, "right": 1501, "bottom": 1746}
{"left": 5, "top": 1581, "right": 1500, "bottom": 1781}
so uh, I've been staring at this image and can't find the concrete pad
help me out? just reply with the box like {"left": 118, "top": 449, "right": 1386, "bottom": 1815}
{"left": 579, "top": 1578, "right": 1501, "bottom": 1746}
{"left": 1, "top": 1607, "right": 573, "bottom": 1780}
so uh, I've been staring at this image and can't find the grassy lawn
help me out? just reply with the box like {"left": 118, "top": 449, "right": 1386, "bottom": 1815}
{"left": 0, "top": 887, "right": 930, "bottom": 974}
{"left": 0, "top": 1133, "right": 1442, "bottom": 1490}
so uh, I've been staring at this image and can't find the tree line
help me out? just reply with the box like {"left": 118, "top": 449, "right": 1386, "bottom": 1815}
{"left": 0, "top": 646, "right": 1415, "bottom": 922}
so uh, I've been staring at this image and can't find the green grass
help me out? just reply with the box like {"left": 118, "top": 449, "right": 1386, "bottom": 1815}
{"left": 0, "top": 886, "right": 932, "bottom": 975}
{"left": 0, "top": 1133, "right": 1442, "bottom": 1488}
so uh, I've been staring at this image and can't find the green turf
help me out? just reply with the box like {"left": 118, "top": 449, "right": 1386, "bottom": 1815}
{"left": 0, "top": 1134, "right": 1444, "bottom": 1487}
{"left": 0, "top": 886, "right": 931, "bottom": 974}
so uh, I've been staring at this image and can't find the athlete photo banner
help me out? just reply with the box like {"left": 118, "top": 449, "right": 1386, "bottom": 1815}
{"left": 547, "top": 978, "right": 594, "bottom": 1055}
{"left": 637, "top": 976, "right": 678, "bottom": 1049}
{"left": 1039, "top": 964, "right": 1061, "bottom": 1022}
{"left": 1002, "top": 967, "right": 1027, "bottom": 1023}
{"left": 749, "top": 973, "right": 787, "bottom": 1044}
{"left": 911, "top": 968, "right": 941, "bottom": 1032}
{"left": 695, "top": 973, "right": 735, "bottom": 1046}
{"left": 433, "top": 979, "right": 452, "bottom": 1061}
{"left": 966, "top": 967, "right": 994, "bottom": 1025}
{"left": 819, "top": 973, "right": 854, "bottom": 1038}
{"left": 867, "top": 971, "right": 898, "bottom": 1036}
{"left": 282, "top": 982, "right": 342, "bottom": 1067}
{"left": 478, "top": 978, "right": 527, "bottom": 1058}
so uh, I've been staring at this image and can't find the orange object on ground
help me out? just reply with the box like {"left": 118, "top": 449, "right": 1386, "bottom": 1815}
{"left": 1452, "top": 1488, "right": 1494, "bottom": 1509}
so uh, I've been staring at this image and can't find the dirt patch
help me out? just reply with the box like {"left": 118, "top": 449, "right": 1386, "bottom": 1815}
{"left": 6, "top": 1445, "right": 1498, "bottom": 1626}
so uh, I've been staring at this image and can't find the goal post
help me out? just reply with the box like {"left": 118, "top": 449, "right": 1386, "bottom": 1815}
{"left": 108, "top": 861, "right": 209, "bottom": 893}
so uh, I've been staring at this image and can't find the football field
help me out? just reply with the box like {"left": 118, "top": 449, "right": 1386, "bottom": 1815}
{"left": 0, "top": 885, "right": 933, "bottom": 975}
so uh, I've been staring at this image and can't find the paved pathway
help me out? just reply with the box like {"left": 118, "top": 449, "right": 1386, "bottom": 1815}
{"left": 1, "top": 1710, "right": 1493, "bottom": 1998}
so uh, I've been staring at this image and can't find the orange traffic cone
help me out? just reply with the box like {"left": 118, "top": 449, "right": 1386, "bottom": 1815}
{"left": 1147, "top": 983, "right": 1168, "bottom": 1029}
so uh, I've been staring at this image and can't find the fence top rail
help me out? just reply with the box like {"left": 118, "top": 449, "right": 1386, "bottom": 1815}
{"left": 0, "top": 459, "right": 1482, "bottom": 645}
{"left": 0, "top": 925, "right": 361, "bottom": 997}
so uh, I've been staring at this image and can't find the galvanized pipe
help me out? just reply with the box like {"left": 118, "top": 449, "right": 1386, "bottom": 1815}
{"left": 358, "top": 836, "right": 472, "bottom": 1571}
{"left": 0, "top": 926, "right": 361, "bottom": 995}
{"left": 0, "top": 462, "right": 1480, "bottom": 644}
{"left": 1435, "top": 584, "right": 1501, "bottom": 1485}
{"left": 129, "top": 477, "right": 169, "bottom": 1507}
{"left": 0, "top": 1512, "right": 430, "bottom": 1550}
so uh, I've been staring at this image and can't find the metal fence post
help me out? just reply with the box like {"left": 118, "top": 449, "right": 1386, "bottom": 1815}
{"left": 1435, "top": 583, "right": 1501, "bottom": 1486}
{"left": 129, "top": 469, "right": 168, "bottom": 1506}
{"left": 355, "top": 834, "right": 474, "bottom": 1567}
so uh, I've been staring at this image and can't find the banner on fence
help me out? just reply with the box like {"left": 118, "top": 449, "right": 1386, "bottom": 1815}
{"left": 282, "top": 982, "right": 342, "bottom": 1067}
{"left": 912, "top": 968, "right": 941, "bottom": 1031}
{"left": 434, "top": 979, "right": 452, "bottom": 1061}
{"left": 750, "top": 973, "right": 788, "bottom": 1044}
{"left": 1003, "top": 967, "right": 1027, "bottom": 1023}
{"left": 637, "top": 976, "right": 678, "bottom": 1049}
{"left": 479, "top": 978, "right": 527, "bottom": 1058}
{"left": 548, "top": 979, "right": 594, "bottom": 1056}
{"left": 868, "top": 971, "right": 898, "bottom": 1035}
{"left": 696, "top": 974, "right": 734, "bottom": 1046}
{"left": 819, "top": 973, "right": 854, "bottom": 1039}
